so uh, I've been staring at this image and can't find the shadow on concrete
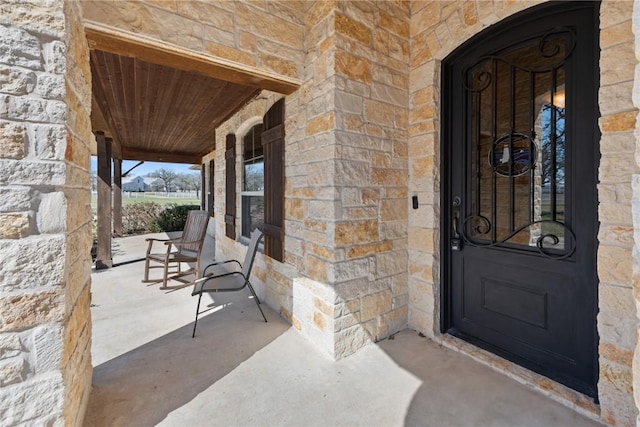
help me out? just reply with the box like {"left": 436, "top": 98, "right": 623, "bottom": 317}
{"left": 86, "top": 238, "right": 601, "bottom": 427}
{"left": 377, "top": 330, "right": 602, "bottom": 427}
{"left": 84, "top": 292, "right": 289, "bottom": 427}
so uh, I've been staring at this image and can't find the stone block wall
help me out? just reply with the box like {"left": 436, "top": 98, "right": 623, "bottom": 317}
{"left": 0, "top": 0, "right": 93, "bottom": 424}
{"left": 204, "top": 91, "right": 300, "bottom": 328}
{"left": 2, "top": 0, "right": 639, "bottom": 425}
{"left": 207, "top": 1, "right": 411, "bottom": 360}
{"left": 328, "top": 0, "right": 410, "bottom": 354}
{"left": 598, "top": 2, "right": 639, "bottom": 425}
{"left": 407, "top": 0, "right": 640, "bottom": 425}
{"left": 81, "top": 0, "right": 307, "bottom": 79}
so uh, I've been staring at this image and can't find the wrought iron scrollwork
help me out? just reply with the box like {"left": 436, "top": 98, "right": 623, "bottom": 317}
{"left": 539, "top": 28, "right": 576, "bottom": 59}
{"left": 461, "top": 214, "right": 576, "bottom": 260}
{"left": 463, "top": 69, "right": 492, "bottom": 92}
{"left": 463, "top": 27, "right": 576, "bottom": 92}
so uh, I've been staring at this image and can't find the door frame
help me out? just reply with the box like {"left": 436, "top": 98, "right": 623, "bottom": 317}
{"left": 439, "top": 0, "right": 601, "bottom": 396}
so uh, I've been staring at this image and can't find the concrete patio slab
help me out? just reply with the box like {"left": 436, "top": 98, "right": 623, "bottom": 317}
{"left": 85, "top": 251, "right": 603, "bottom": 427}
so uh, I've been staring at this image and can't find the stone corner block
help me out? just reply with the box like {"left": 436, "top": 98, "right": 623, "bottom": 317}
{"left": 0, "top": 289, "right": 65, "bottom": 332}
{"left": 292, "top": 276, "right": 373, "bottom": 360}
{"left": 0, "top": 212, "right": 30, "bottom": 239}
{"left": 292, "top": 277, "right": 337, "bottom": 358}
{"left": 0, "top": 120, "right": 26, "bottom": 159}
{"left": 37, "top": 192, "right": 66, "bottom": 234}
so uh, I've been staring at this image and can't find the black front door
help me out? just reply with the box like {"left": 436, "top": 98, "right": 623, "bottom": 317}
{"left": 442, "top": 2, "right": 599, "bottom": 397}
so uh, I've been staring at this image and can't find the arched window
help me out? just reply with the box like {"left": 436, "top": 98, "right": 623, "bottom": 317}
{"left": 224, "top": 99, "right": 285, "bottom": 261}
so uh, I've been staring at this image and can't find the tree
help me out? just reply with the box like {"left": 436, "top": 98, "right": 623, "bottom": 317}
{"left": 148, "top": 168, "right": 178, "bottom": 194}
{"left": 540, "top": 104, "right": 565, "bottom": 189}
{"left": 178, "top": 172, "right": 202, "bottom": 198}
{"left": 90, "top": 164, "right": 97, "bottom": 191}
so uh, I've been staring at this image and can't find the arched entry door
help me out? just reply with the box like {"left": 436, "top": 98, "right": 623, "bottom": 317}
{"left": 441, "top": 2, "right": 599, "bottom": 397}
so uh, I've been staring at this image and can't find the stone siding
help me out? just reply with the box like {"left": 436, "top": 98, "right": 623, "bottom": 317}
{"left": 598, "top": 2, "right": 639, "bottom": 425}
{"left": 81, "top": 0, "right": 307, "bottom": 79}
{"left": 407, "top": 0, "right": 640, "bottom": 425}
{"left": 204, "top": 91, "right": 300, "bottom": 332}
{"left": 207, "top": 1, "right": 410, "bottom": 359}
{"left": 2, "top": 1, "right": 640, "bottom": 425}
{"left": 207, "top": 3, "right": 640, "bottom": 423}
{"left": 329, "top": 0, "right": 410, "bottom": 355}
{"left": 0, "top": 0, "right": 93, "bottom": 425}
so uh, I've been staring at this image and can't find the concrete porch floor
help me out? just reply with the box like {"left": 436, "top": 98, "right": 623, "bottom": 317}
{"left": 85, "top": 235, "right": 602, "bottom": 427}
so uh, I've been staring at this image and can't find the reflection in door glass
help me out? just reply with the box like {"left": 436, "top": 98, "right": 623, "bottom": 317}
{"left": 538, "top": 104, "right": 565, "bottom": 248}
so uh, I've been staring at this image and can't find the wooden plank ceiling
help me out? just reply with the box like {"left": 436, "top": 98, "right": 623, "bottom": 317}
{"left": 90, "top": 49, "right": 260, "bottom": 164}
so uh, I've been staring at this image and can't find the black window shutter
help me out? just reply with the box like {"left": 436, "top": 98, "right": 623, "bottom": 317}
{"left": 208, "top": 159, "right": 215, "bottom": 216}
{"left": 262, "top": 99, "right": 285, "bottom": 261}
{"left": 200, "top": 163, "right": 206, "bottom": 210}
{"left": 225, "top": 134, "right": 236, "bottom": 240}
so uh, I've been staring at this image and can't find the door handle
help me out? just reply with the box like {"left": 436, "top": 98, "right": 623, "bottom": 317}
{"left": 452, "top": 212, "right": 459, "bottom": 237}
{"left": 451, "top": 197, "right": 462, "bottom": 251}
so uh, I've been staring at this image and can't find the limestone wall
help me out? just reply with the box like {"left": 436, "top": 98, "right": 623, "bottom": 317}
{"left": 0, "top": 0, "right": 93, "bottom": 425}
{"left": 407, "top": 0, "right": 640, "bottom": 425}
{"left": 203, "top": 91, "right": 300, "bottom": 327}
{"left": 596, "top": 2, "right": 639, "bottom": 425}
{"left": 0, "top": 0, "right": 634, "bottom": 425}
{"left": 206, "top": 0, "right": 411, "bottom": 359}
{"left": 328, "top": 0, "right": 410, "bottom": 353}
{"left": 81, "top": 0, "right": 307, "bottom": 79}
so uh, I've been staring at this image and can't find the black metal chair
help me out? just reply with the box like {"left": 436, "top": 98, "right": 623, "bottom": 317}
{"left": 190, "top": 229, "right": 267, "bottom": 337}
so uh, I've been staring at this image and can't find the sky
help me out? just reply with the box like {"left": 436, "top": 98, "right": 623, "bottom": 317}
{"left": 90, "top": 157, "right": 199, "bottom": 177}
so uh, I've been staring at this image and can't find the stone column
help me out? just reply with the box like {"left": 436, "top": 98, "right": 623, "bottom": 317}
{"left": 0, "top": 0, "right": 93, "bottom": 424}
{"left": 596, "top": 1, "right": 640, "bottom": 425}
{"left": 291, "top": 1, "right": 410, "bottom": 359}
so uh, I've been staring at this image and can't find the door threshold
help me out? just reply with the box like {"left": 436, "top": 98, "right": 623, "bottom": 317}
{"left": 433, "top": 332, "right": 600, "bottom": 422}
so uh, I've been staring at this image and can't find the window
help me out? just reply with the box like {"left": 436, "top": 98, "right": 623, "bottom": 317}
{"left": 241, "top": 124, "right": 264, "bottom": 238}
{"left": 224, "top": 99, "right": 285, "bottom": 261}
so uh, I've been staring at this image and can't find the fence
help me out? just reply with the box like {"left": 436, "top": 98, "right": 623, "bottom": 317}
{"left": 91, "top": 191, "right": 199, "bottom": 199}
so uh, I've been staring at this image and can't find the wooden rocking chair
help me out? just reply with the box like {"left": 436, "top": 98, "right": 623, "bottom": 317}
{"left": 142, "top": 210, "right": 209, "bottom": 289}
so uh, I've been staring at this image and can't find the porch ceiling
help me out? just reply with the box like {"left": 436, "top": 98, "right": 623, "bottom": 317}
{"left": 90, "top": 49, "right": 260, "bottom": 164}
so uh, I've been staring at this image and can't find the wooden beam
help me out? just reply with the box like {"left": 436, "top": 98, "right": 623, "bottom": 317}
{"left": 96, "top": 132, "right": 113, "bottom": 269}
{"left": 91, "top": 52, "right": 126, "bottom": 153}
{"left": 90, "top": 96, "right": 113, "bottom": 140}
{"left": 121, "top": 147, "right": 202, "bottom": 164}
{"left": 111, "top": 137, "right": 123, "bottom": 160}
{"left": 113, "top": 158, "right": 122, "bottom": 237}
{"left": 84, "top": 23, "right": 300, "bottom": 95}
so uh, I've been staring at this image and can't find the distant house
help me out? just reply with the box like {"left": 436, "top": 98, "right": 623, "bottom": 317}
{"left": 121, "top": 176, "right": 150, "bottom": 192}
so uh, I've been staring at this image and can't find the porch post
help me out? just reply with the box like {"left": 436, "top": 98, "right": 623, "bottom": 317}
{"left": 113, "top": 158, "right": 122, "bottom": 237}
{"left": 96, "top": 132, "right": 113, "bottom": 269}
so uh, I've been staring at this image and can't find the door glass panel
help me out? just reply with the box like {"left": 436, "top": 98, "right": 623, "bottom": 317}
{"left": 465, "top": 30, "right": 573, "bottom": 256}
